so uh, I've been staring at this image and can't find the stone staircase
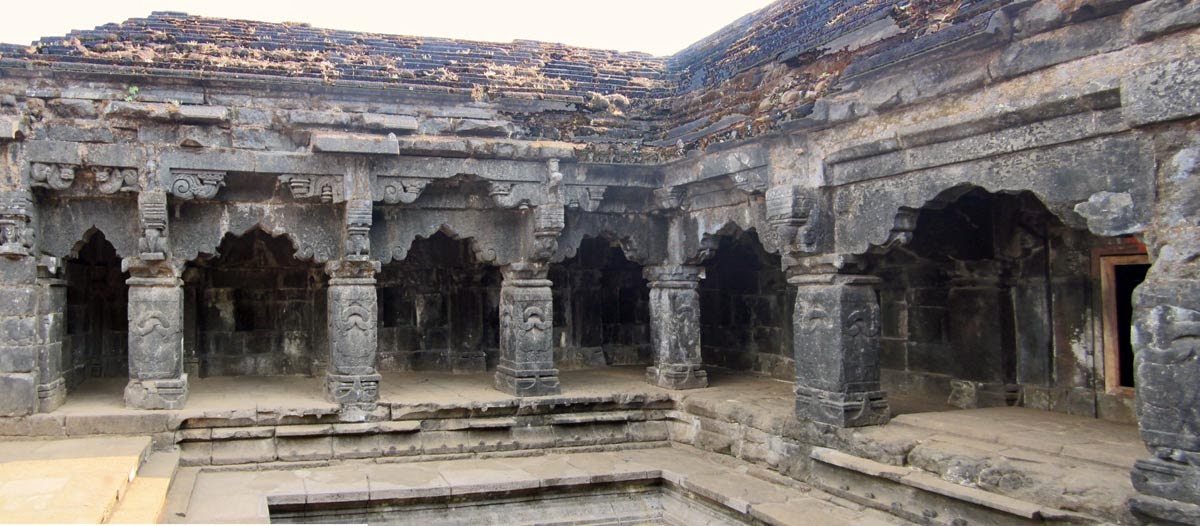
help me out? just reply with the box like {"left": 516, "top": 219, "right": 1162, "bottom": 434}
{"left": 108, "top": 447, "right": 181, "bottom": 524}
{"left": 808, "top": 408, "right": 1143, "bottom": 525}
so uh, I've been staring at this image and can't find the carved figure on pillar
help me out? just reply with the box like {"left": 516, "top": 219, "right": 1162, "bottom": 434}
{"left": 0, "top": 193, "right": 34, "bottom": 258}
{"left": 325, "top": 259, "right": 381, "bottom": 413}
{"left": 345, "top": 199, "right": 372, "bottom": 260}
{"left": 124, "top": 263, "right": 188, "bottom": 410}
{"left": 137, "top": 190, "right": 168, "bottom": 261}
{"left": 494, "top": 262, "right": 560, "bottom": 396}
{"left": 790, "top": 257, "right": 889, "bottom": 428}
{"left": 644, "top": 265, "right": 708, "bottom": 389}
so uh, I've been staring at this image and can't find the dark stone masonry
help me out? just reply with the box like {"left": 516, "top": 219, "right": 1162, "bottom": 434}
{"left": 0, "top": 0, "right": 1198, "bottom": 523}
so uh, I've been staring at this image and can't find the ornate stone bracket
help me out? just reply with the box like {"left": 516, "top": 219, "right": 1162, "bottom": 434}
{"left": 93, "top": 167, "right": 139, "bottom": 194}
{"left": 730, "top": 169, "right": 768, "bottom": 195}
{"left": 765, "top": 185, "right": 828, "bottom": 262}
{"left": 30, "top": 163, "right": 138, "bottom": 194}
{"left": 532, "top": 204, "right": 565, "bottom": 262}
{"left": 374, "top": 176, "right": 430, "bottom": 204}
{"left": 653, "top": 186, "right": 687, "bottom": 213}
{"left": 30, "top": 163, "right": 76, "bottom": 191}
{"left": 280, "top": 174, "right": 344, "bottom": 203}
{"left": 565, "top": 185, "right": 606, "bottom": 212}
{"left": 137, "top": 190, "right": 168, "bottom": 261}
{"left": 644, "top": 265, "right": 708, "bottom": 390}
{"left": 0, "top": 193, "right": 34, "bottom": 258}
{"left": 344, "top": 199, "right": 372, "bottom": 260}
{"left": 169, "top": 169, "right": 225, "bottom": 200}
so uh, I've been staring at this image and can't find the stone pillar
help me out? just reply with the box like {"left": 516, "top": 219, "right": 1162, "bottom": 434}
{"left": 791, "top": 267, "right": 889, "bottom": 428}
{"left": 1130, "top": 278, "right": 1200, "bottom": 522}
{"left": 35, "top": 267, "right": 67, "bottom": 412}
{"left": 324, "top": 259, "right": 381, "bottom": 412}
{"left": 494, "top": 262, "right": 560, "bottom": 397}
{"left": 124, "top": 266, "right": 188, "bottom": 409}
{"left": 0, "top": 191, "right": 47, "bottom": 416}
{"left": 644, "top": 265, "right": 708, "bottom": 390}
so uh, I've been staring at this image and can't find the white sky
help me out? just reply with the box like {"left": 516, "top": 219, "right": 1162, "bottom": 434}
{"left": 0, "top": 0, "right": 777, "bottom": 56}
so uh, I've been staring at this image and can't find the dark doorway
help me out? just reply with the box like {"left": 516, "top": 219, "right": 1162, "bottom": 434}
{"left": 64, "top": 230, "right": 129, "bottom": 385}
{"left": 550, "top": 237, "right": 651, "bottom": 369}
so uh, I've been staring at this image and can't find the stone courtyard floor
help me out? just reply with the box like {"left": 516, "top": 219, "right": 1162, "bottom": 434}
{"left": 0, "top": 367, "right": 1148, "bottom": 524}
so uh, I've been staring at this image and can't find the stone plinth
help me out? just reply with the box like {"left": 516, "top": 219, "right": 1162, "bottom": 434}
{"left": 644, "top": 265, "right": 707, "bottom": 390}
{"left": 494, "top": 263, "right": 560, "bottom": 397}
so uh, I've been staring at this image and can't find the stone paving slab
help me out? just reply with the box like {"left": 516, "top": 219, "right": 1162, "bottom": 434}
{"left": 175, "top": 444, "right": 909, "bottom": 525}
{"left": 0, "top": 436, "right": 150, "bottom": 523}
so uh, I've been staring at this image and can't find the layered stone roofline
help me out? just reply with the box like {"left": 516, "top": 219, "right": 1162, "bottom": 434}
{"left": 0, "top": 0, "right": 1017, "bottom": 155}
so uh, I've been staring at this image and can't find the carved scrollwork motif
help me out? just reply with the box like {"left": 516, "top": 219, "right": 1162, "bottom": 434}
{"left": 795, "top": 297, "right": 832, "bottom": 335}
{"left": 30, "top": 163, "right": 77, "bottom": 191}
{"left": 280, "top": 174, "right": 343, "bottom": 203}
{"left": 94, "top": 167, "right": 140, "bottom": 194}
{"left": 375, "top": 176, "right": 429, "bottom": 204}
{"left": 519, "top": 306, "right": 553, "bottom": 332}
{"left": 565, "top": 185, "right": 606, "bottom": 212}
{"left": 766, "top": 185, "right": 820, "bottom": 255}
{"left": 169, "top": 170, "right": 225, "bottom": 200}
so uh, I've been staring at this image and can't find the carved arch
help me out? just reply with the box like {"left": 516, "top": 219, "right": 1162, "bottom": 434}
{"left": 552, "top": 213, "right": 666, "bottom": 265}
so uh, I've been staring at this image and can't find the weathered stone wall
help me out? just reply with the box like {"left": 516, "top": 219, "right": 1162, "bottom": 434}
{"left": 549, "top": 237, "right": 651, "bottom": 369}
{"left": 376, "top": 232, "right": 501, "bottom": 373}
{"left": 63, "top": 232, "right": 127, "bottom": 382}
{"left": 698, "top": 230, "right": 794, "bottom": 379}
{"left": 187, "top": 229, "right": 327, "bottom": 377}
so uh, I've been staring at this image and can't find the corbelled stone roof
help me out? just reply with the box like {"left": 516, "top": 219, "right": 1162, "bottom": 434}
{"left": 0, "top": 11, "right": 672, "bottom": 101}
{"left": 0, "top": 0, "right": 1008, "bottom": 154}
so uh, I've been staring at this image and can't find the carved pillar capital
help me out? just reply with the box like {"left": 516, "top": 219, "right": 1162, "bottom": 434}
{"left": 494, "top": 261, "right": 559, "bottom": 397}
{"left": 644, "top": 264, "right": 707, "bottom": 390}
{"left": 790, "top": 267, "right": 888, "bottom": 428}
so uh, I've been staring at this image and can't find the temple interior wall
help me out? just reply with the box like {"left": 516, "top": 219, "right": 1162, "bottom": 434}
{"left": 549, "top": 237, "right": 652, "bottom": 370}
{"left": 698, "top": 230, "right": 794, "bottom": 380}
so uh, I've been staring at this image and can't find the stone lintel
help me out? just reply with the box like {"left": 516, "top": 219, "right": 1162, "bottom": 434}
{"left": 311, "top": 132, "right": 399, "bottom": 155}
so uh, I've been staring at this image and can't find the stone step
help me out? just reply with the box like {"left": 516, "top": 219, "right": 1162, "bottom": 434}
{"left": 0, "top": 436, "right": 152, "bottom": 523}
{"left": 107, "top": 447, "right": 181, "bottom": 524}
{"left": 809, "top": 447, "right": 1105, "bottom": 526}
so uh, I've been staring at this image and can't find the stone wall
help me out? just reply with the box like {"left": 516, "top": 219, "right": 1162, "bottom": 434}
{"left": 187, "top": 229, "right": 327, "bottom": 377}
{"left": 376, "top": 232, "right": 501, "bottom": 373}
{"left": 64, "top": 231, "right": 127, "bottom": 383}
{"left": 550, "top": 237, "right": 651, "bottom": 369}
{"left": 698, "top": 230, "right": 794, "bottom": 380}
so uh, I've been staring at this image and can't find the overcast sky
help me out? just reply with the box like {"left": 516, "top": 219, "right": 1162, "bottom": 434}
{"left": 0, "top": 0, "right": 777, "bottom": 56}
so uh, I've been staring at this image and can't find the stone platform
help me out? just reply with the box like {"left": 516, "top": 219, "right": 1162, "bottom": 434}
{"left": 0, "top": 436, "right": 151, "bottom": 523}
{"left": 0, "top": 367, "right": 1148, "bottom": 524}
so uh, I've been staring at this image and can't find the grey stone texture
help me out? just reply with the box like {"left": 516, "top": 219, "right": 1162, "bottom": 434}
{"left": 494, "top": 263, "right": 561, "bottom": 397}
{"left": 644, "top": 265, "right": 708, "bottom": 390}
{"left": 0, "top": 0, "right": 1197, "bottom": 521}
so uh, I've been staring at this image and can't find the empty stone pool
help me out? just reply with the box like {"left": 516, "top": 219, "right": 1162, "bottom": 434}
{"left": 269, "top": 479, "right": 755, "bottom": 525}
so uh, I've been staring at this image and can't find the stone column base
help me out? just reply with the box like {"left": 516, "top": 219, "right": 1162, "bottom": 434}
{"left": 795, "top": 385, "right": 890, "bottom": 428}
{"left": 125, "top": 375, "right": 188, "bottom": 410}
{"left": 36, "top": 377, "right": 66, "bottom": 413}
{"left": 494, "top": 366, "right": 560, "bottom": 397}
{"left": 646, "top": 364, "right": 708, "bottom": 390}
{"left": 325, "top": 373, "right": 380, "bottom": 409}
